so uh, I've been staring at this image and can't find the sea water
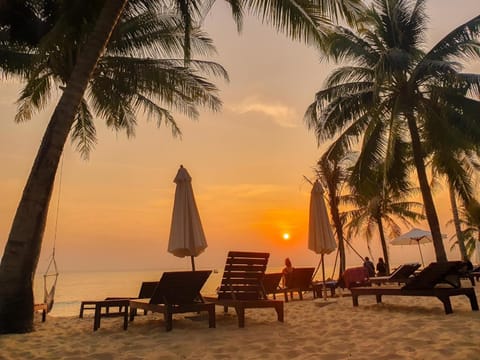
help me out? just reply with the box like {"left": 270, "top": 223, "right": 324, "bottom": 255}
{"left": 34, "top": 265, "right": 332, "bottom": 317}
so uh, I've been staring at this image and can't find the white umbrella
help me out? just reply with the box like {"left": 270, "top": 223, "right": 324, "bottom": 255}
{"left": 168, "top": 165, "right": 207, "bottom": 271}
{"left": 308, "top": 180, "right": 337, "bottom": 299}
{"left": 391, "top": 228, "right": 446, "bottom": 267}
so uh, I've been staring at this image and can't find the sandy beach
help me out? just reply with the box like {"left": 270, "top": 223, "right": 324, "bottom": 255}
{"left": 1, "top": 287, "right": 479, "bottom": 360}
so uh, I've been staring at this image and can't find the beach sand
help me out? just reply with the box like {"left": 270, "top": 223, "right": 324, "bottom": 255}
{"left": 1, "top": 288, "right": 479, "bottom": 360}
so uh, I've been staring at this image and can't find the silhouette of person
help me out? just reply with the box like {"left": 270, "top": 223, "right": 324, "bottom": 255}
{"left": 363, "top": 256, "right": 375, "bottom": 277}
{"left": 282, "top": 258, "right": 294, "bottom": 287}
{"left": 376, "top": 257, "right": 387, "bottom": 276}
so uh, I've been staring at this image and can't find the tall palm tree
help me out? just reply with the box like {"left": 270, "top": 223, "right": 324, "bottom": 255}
{"left": 305, "top": 0, "right": 480, "bottom": 263}
{"left": 344, "top": 163, "right": 425, "bottom": 274}
{"left": 0, "top": 0, "right": 365, "bottom": 333}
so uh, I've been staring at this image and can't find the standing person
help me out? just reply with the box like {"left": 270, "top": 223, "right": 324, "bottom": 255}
{"left": 376, "top": 257, "right": 387, "bottom": 276}
{"left": 363, "top": 257, "right": 375, "bottom": 278}
{"left": 282, "top": 258, "right": 294, "bottom": 288}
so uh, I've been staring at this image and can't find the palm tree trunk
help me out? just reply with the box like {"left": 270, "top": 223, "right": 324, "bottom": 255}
{"left": 328, "top": 190, "right": 346, "bottom": 275}
{"left": 405, "top": 113, "right": 447, "bottom": 262}
{"left": 448, "top": 182, "right": 467, "bottom": 260}
{"left": 0, "top": 0, "right": 128, "bottom": 334}
{"left": 376, "top": 216, "right": 390, "bottom": 274}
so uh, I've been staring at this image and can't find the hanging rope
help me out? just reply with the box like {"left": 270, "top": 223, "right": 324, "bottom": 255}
{"left": 42, "top": 156, "right": 63, "bottom": 312}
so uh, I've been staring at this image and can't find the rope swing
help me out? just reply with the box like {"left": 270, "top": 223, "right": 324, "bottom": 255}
{"left": 42, "top": 156, "right": 63, "bottom": 313}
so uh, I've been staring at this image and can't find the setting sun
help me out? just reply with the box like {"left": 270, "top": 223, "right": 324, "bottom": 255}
{"left": 282, "top": 233, "right": 290, "bottom": 240}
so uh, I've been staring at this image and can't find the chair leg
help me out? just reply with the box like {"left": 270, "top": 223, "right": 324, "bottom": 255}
{"left": 93, "top": 305, "right": 101, "bottom": 331}
{"left": 165, "top": 306, "right": 173, "bottom": 331}
{"left": 375, "top": 295, "right": 382, "bottom": 303}
{"left": 275, "top": 302, "right": 284, "bottom": 322}
{"left": 437, "top": 296, "right": 453, "bottom": 314}
{"left": 208, "top": 305, "right": 216, "bottom": 328}
{"left": 234, "top": 305, "right": 245, "bottom": 328}
{"left": 129, "top": 307, "right": 137, "bottom": 322}
{"left": 466, "top": 290, "right": 479, "bottom": 311}
{"left": 352, "top": 295, "right": 359, "bottom": 307}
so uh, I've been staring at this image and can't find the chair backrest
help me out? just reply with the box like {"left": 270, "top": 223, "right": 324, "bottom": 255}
{"left": 402, "top": 261, "right": 463, "bottom": 290}
{"left": 288, "top": 267, "right": 315, "bottom": 290}
{"left": 137, "top": 281, "right": 159, "bottom": 299}
{"left": 389, "top": 263, "right": 421, "bottom": 281}
{"left": 262, "top": 273, "right": 283, "bottom": 294}
{"left": 342, "top": 266, "right": 370, "bottom": 289}
{"left": 217, "top": 251, "right": 270, "bottom": 301}
{"left": 149, "top": 270, "right": 211, "bottom": 305}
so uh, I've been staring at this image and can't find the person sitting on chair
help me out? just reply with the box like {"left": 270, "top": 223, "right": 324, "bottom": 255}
{"left": 376, "top": 257, "right": 387, "bottom": 276}
{"left": 363, "top": 257, "right": 375, "bottom": 278}
{"left": 282, "top": 258, "right": 294, "bottom": 288}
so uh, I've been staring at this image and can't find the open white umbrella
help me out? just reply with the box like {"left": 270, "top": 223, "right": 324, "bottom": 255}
{"left": 308, "top": 180, "right": 337, "bottom": 299}
{"left": 168, "top": 165, "right": 207, "bottom": 271}
{"left": 391, "top": 228, "right": 445, "bottom": 267}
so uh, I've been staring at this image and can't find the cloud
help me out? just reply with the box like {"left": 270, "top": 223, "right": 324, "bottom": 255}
{"left": 228, "top": 98, "right": 298, "bottom": 128}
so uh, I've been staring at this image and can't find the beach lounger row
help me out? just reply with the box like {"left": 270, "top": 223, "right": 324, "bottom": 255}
{"left": 80, "top": 251, "right": 283, "bottom": 331}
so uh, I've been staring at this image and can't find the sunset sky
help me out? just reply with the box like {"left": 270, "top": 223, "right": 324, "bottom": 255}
{"left": 1, "top": 1, "right": 480, "bottom": 273}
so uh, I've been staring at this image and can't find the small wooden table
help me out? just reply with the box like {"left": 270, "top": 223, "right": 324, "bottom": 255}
{"left": 312, "top": 281, "right": 337, "bottom": 298}
{"left": 80, "top": 299, "right": 130, "bottom": 331}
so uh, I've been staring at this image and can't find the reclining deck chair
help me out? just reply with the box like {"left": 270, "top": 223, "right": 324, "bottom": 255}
{"left": 129, "top": 271, "right": 215, "bottom": 331}
{"left": 281, "top": 267, "right": 315, "bottom": 301}
{"left": 369, "top": 263, "right": 421, "bottom": 285}
{"left": 204, "top": 251, "right": 284, "bottom": 327}
{"left": 350, "top": 261, "right": 479, "bottom": 314}
{"left": 262, "top": 273, "right": 283, "bottom": 299}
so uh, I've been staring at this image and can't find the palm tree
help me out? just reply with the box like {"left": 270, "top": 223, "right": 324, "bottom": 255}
{"left": 432, "top": 150, "right": 480, "bottom": 260}
{"left": 0, "top": 0, "right": 365, "bottom": 333}
{"left": 344, "top": 163, "right": 425, "bottom": 274}
{"left": 315, "top": 150, "right": 354, "bottom": 276}
{"left": 454, "top": 199, "right": 480, "bottom": 261}
{"left": 305, "top": 0, "right": 480, "bottom": 264}
{"left": 0, "top": 0, "right": 227, "bottom": 334}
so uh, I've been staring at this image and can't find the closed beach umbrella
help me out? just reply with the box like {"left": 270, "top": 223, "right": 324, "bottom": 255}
{"left": 308, "top": 180, "right": 337, "bottom": 299}
{"left": 391, "top": 228, "right": 445, "bottom": 267}
{"left": 168, "top": 165, "right": 207, "bottom": 271}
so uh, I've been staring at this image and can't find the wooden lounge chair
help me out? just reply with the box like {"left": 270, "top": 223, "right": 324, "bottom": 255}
{"left": 262, "top": 273, "right": 283, "bottom": 299}
{"left": 369, "top": 263, "right": 421, "bottom": 285}
{"left": 204, "top": 251, "right": 284, "bottom": 327}
{"left": 280, "top": 267, "right": 315, "bottom": 301}
{"left": 79, "top": 281, "right": 159, "bottom": 318}
{"left": 350, "top": 261, "right": 479, "bottom": 314}
{"left": 129, "top": 271, "right": 215, "bottom": 331}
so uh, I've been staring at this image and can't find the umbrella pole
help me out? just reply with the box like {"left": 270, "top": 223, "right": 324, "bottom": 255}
{"left": 191, "top": 256, "right": 196, "bottom": 271}
{"left": 321, "top": 254, "right": 327, "bottom": 300}
{"left": 417, "top": 241, "right": 425, "bottom": 267}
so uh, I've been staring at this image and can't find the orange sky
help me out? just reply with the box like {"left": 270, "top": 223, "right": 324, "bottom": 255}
{"left": 1, "top": 1, "right": 480, "bottom": 273}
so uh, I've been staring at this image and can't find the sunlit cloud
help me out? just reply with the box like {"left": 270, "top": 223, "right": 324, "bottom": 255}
{"left": 228, "top": 98, "right": 298, "bottom": 128}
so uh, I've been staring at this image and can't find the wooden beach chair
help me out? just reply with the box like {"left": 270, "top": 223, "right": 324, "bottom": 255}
{"left": 280, "top": 267, "right": 315, "bottom": 301}
{"left": 262, "top": 273, "right": 283, "bottom": 299}
{"left": 350, "top": 261, "right": 479, "bottom": 314}
{"left": 129, "top": 271, "right": 215, "bottom": 331}
{"left": 203, "top": 251, "right": 284, "bottom": 327}
{"left": 369, "top": 263, "right": 421, "bottom": 285}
